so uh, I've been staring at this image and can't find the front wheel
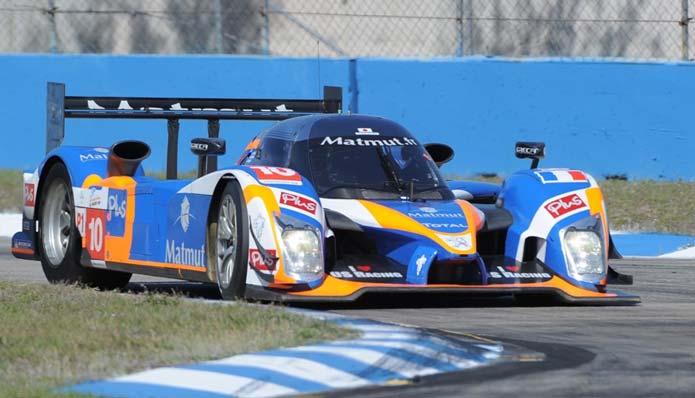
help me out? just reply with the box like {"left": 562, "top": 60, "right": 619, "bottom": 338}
{"left": 208, "top": 180, "right": 249, "bottom": 300}
{"left": 38, "top": 162, "right": 131, "bottom": 289}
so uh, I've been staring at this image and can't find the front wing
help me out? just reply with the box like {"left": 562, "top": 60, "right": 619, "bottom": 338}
{"left": 246, "top": 274, "right": 640, "bottom": 305}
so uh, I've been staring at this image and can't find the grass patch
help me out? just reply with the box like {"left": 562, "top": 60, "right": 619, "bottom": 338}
{"left": 0, "top": 282, "right": 355, "bottom": 398}
{"left": 599, "top": 180, "right": 695, "bottom": 234}
{"left": 0, "top": 169, "right": 22, "bottom": 212}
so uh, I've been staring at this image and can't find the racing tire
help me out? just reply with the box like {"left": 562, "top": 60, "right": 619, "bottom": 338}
{"left": 38, "top": 163, "right": 132, "bottom": 289}
{"left": 208, "top": 180, "right": 249, "bottom": 300}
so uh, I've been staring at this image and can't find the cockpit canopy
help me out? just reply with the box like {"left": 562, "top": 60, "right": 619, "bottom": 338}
{"left": 242, "top": 114, "right": 454, "bottom": 200}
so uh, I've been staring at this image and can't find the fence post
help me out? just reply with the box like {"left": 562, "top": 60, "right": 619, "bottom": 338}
{"left": 47, "top": 0, "right": 57, "bottom": 53}
{"left": 213, "top": 0, "right": 223, "bottom": 53}
{"left": 262, "top": 0, "right": 270, "bottom": 55}
{"left": 681, "top": 0, "right": 690, "bottom": 60}
{"left": 456, "top": 0, "right": 464, "bottom": 56}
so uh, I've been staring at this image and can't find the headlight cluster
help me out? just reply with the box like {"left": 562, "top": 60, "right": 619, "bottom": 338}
{"left": 274, "top": 212, "right": 323, "bottom": 281}
{"left": 563, "top": 228, "right": 606, "bottom": 283}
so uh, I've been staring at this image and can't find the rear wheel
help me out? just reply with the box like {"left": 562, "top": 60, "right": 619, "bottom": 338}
{"left": 38, "top": 163, "right": 131, "bottom": 289}
{"left": 209, "top": 180, "right": 249, "bottom": 300}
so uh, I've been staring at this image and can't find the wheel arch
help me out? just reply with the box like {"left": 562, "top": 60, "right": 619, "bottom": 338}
{"left": 35, "top": 156, "right": 68, "bottom": 225}
{"left": 205, "top": 173, "right": 241, "bottom": 283}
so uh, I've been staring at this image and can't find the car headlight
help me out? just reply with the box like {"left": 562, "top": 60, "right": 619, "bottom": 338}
{"left": 563, "top": 229, "right": 606, "bottom": 283}
{"left": 282, "top": 229, "right": 322, "bottom": 274}
{"left": 274, "top": 212, "right": 323, "bottom": 281}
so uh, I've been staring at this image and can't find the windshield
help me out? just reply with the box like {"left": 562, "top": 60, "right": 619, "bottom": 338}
{"left": 307, "top": 137, "right": 453, "bottom": 200}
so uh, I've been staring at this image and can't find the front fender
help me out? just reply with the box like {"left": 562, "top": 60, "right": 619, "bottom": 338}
{"left": 177, "top": 166, "right": 325, "bottom": 287}
{"left": 500, "top": 169, "right": 609, "bottom": 288}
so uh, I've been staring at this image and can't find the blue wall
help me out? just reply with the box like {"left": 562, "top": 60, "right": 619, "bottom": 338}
{"left": 0, "top": 54, "right": 693, "bottom": 179}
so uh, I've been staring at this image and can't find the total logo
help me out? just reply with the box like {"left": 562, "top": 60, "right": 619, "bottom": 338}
{"left": 279, "top": 192, "right": 317, "bottom": 215}
{"left": 545, "top": 193, "right": 586, "bottom": 218}
{"left": 422, "top": 222, "right": 467, "bottom": 229}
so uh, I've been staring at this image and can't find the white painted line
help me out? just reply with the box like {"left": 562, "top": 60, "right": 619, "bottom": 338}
{"left": 113, "top": 367, "right": 296, "bottom": 397}
{"left": 337, "top": 339, "right": 476, "bottom": 364}
{"left": 659, "top": 246, "right": 695, "bottom": 258}
{"left": 291, "top": 345, "right": 440, "bottom": 376}
{"left": 215, "top": 354, "right": 370, "bottom": 387}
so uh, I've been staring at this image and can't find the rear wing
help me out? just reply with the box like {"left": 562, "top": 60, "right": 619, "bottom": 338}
{"left": 46, "top": 82, "right": 342, "bottom": 179}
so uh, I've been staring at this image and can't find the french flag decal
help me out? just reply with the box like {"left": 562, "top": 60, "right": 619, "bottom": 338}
{"left": 535, "top": 169, "right": 587, "bottom": 184}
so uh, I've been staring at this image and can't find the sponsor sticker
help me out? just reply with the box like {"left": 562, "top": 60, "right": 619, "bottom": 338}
{"left": 320, "top": 136, "right": 417, "bottom": 146}
{"left": 516, "top": 146, "right": 542, "bottom": 156}
{"left": 415, "top": 254, "right": 427, "bottom": 276}
{"left": 75, "top": 207, "right": 86, "bottom": 236}
{"left": 14, "top": 239, "right": 33, "bottom": 249}
{"left": 488, "top": 266, "right": 551, "bottom": 280}
{"left": 330, "top": 265, "right": 403, "bottom": 279}
{"left": 165, "top": 239, "right": 205, "bottom": 267}
{"left": 409, "top": 211, "right": 464, "bottom": 219}
{"left": 163, "top": 194, "right": 207, "bottom": 267}
{"left": 422, "top": 222, "right": 468, "bottom": 229}
{"left": 355, "top": 127, "right": 380, "bottom": 136}
{"left": 24, "top": 183, "right": 35, "bottom": 207}
{"left": 250, "top": 249, "right": 277, "bottom": 271}
{"left": 85, "top": 208, "right": 106, "bottom": 260}
{"left": 76, "top": 187, "right": 109, "bottom": 210}
{"left": 544, "top": 193, "right": 586, "bottom": 218}
{"left": 250, "top": 166, "right": 302, "bottom": 186}
{"left": 106, "top": 189, "right": 126, "bottom": 237}
{"left": 174, "top": 196, "right": 195, "bottom": 232}
{"left": 79, "top": 153, "right": 109, "bottom": 162}
{"left": 535, "top": 169, "right": 587, "bottom": 184}
{"left": 279, "top": 191, "right": 317, "bottom": 216}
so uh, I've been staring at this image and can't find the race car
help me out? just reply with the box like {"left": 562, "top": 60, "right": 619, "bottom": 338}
{"left": 11, "top": 82, "right": 639, "bottom": 304}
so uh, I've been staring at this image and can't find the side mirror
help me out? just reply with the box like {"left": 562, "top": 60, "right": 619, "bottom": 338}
{"left": 190, "top": 138, "right": 226, "bottom": 156}
{"left": 424, "top": 143, "right": 454, "bottom": 168}
{"left": 515, "top": 141, "right": 545, "bottom": 169}
{"left": 191, "top": 138, "right": 226, "bottom": 177}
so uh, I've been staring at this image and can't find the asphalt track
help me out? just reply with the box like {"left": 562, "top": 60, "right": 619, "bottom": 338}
{"left": 1, "top": 237, "right": 694, "bottom": 397}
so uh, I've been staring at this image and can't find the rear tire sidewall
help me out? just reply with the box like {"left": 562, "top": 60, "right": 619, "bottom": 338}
{"left": 38, "top": 163, "right": 84, "bottom": 283}
{"left": 38, "top": 162, "right": 132, "bottom": 289}
{"left": 210, "top": 180, "right": 249, "bottom": 300}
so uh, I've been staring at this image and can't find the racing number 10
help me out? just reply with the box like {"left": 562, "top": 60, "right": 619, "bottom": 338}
{"left": 85, "top": 209, "right": 106, "bottom": 259}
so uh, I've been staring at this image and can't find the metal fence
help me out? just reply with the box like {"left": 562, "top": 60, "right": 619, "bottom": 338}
{"left": 0, "top": 0, "right": 693, "bottom": 60}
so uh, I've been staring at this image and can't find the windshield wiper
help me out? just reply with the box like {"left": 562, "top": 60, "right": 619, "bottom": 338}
{"left": 375, "top": 147, "right": 405, "bottom": 196}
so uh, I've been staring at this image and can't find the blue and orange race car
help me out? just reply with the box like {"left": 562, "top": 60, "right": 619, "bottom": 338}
{"left": 11, "top": 83, "right": 638, "bottom": 304}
